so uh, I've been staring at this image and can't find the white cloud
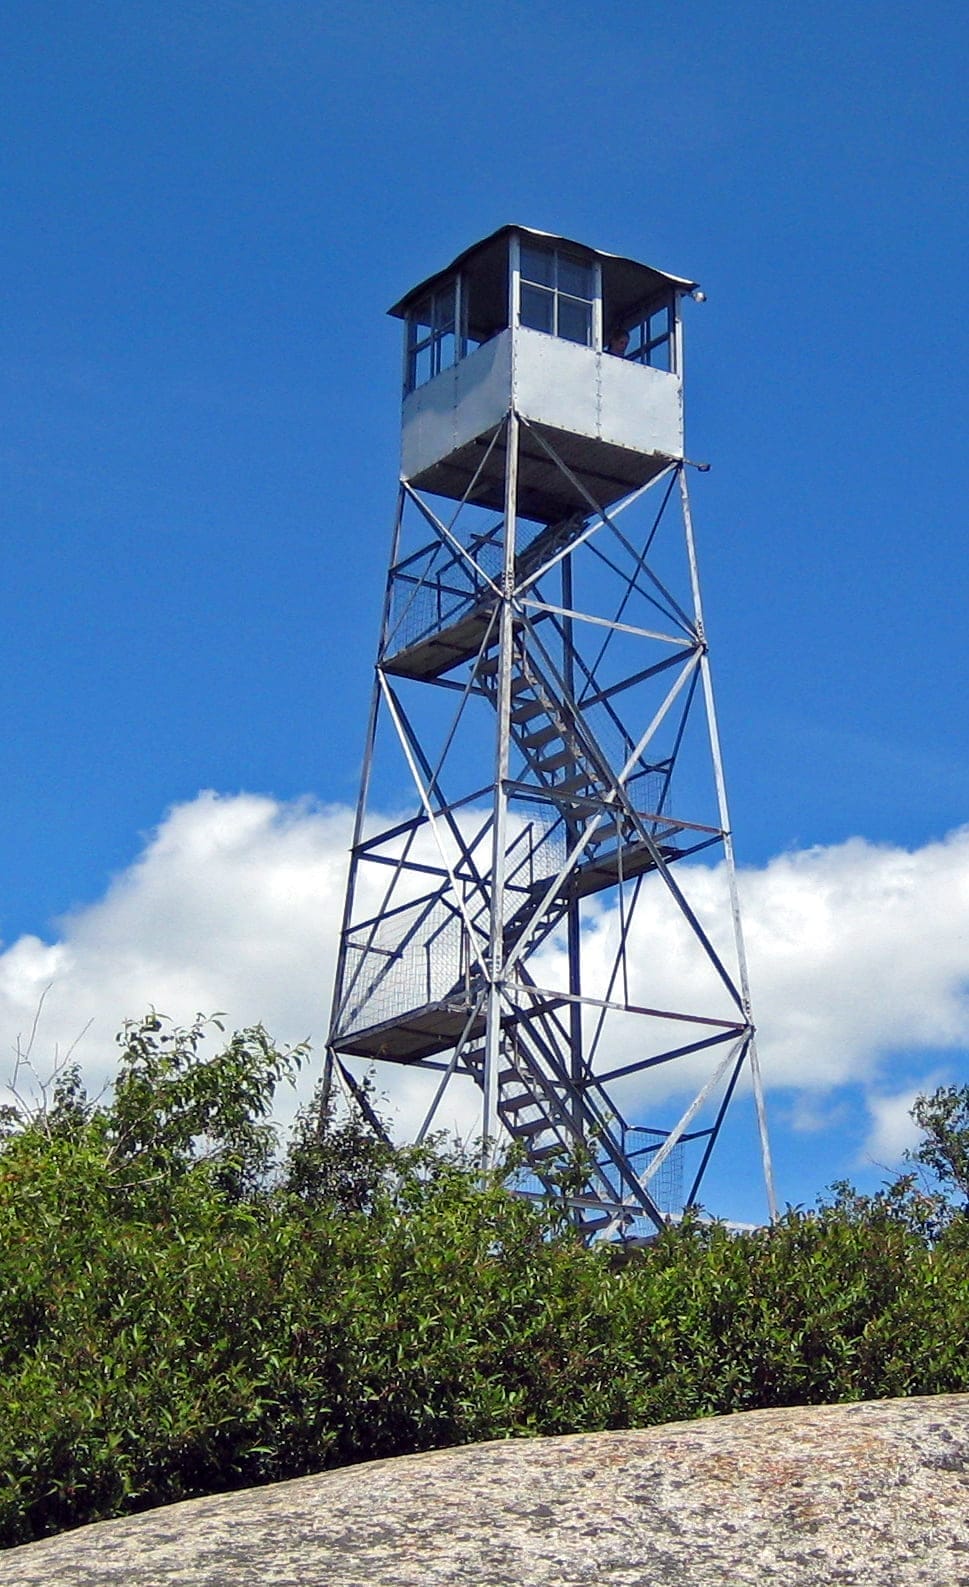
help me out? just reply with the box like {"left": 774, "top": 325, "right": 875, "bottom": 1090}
{"left": 741, "top": 833, "right": 969, "bottom": 1096}
{"left": 861, "top": 1072, "right": 949, "bottom": 1169}
{"left": 0, "top": 792, "right": 348, "bottom": 1109}
{"left": 0, "top": 793, "right": 966, "bottom": 1165}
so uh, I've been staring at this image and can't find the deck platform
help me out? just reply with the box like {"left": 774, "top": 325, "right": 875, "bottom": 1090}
{"left": 335, "top": 992, "right": 566, "bottom": 1065}
{"left": 383, "top": 512, "right": 594, "bottom": 682}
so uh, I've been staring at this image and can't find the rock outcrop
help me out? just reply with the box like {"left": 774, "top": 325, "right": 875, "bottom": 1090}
{"left": 5, "top": 1394, "right": 969, "bottom": 1585}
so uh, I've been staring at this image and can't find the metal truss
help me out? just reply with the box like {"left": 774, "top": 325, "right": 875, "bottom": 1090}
{"left": 327, "top": 412, "right": 776, "bottom": 1240}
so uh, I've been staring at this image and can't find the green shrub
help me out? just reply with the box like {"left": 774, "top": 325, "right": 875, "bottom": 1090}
{"left": 1, "top": 1015, "right": 968, "bottom": 1548}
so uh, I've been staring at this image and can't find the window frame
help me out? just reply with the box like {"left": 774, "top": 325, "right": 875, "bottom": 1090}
{"left": 404, "top": 276, "right": 464, "bottom": 395}
{"left": 617, "top": 296, "right": 677, "bottom": 373}
{"left": 516, "top": 241, "right": 598, "bottom": 349}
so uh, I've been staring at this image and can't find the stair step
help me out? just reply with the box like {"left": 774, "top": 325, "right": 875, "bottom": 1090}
{"left": 501, "top": 1090, "right": 540, "bottom": 1115}
{"left": 503, "top": 903, "right": 535, "bottom": 928}
{"left": 537, "top": 748, "right": 577, "bottom": 773}
{"left": 508, "top": 1117, "right": 552, "bottom": 1140}
{"left": 462, "top": 1052, "right": 528, "bottom": 1091}
{"left": 511, "top": 697, "right": 545, "bottom": 724}
{"left": 554, "top": 772, "right": 594, "bottom": 794}
{"left": 528, "top": 1142, "right": 568, "bottom": 1162}
{"left": 589, "top": 819, "right": 624, "bottom": 843}
{"left": 478, "top": 655, "right": 529, "bottom": 683}
{"left": 577, "top": 1212, "right": 617, "bottom": 1234}
{"left": 522, "top": 722, "right": 562, "bottom": 751}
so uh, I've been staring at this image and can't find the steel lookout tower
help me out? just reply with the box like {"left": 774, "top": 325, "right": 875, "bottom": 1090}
{"left": 326, "top": 225, "right": 776, "bottom": 1239}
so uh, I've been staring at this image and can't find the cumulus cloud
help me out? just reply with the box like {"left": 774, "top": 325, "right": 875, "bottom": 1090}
{"left": 861, "top": 1073, "right": 949, "bottom": 1168}
{"left": 740, "top": 835, "right": 969, "bottom": 1092}
{"left": 0, "top": 792, "right": 966, "bottom": 1166}
{"left": 0, "top": 792, "right": 349, "bottom": 1106}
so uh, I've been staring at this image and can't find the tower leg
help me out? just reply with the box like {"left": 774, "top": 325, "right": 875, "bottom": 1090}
{"left": 482, "top": 412, "right": 520, "bottom": 1169}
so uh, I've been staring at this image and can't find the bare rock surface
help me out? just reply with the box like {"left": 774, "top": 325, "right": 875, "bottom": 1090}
{"left": 5, "top": 1394, "right": 969, "bottom": 1586}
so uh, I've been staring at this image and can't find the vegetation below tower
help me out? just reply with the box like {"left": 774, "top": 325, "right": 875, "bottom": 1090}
{"left": 1, "top": 1013, "right": 968, "bottom": 1550}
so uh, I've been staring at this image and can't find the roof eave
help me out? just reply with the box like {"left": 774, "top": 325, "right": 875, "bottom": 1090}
{"left": 387, "top": 223, "right": 698, "bottom": 319}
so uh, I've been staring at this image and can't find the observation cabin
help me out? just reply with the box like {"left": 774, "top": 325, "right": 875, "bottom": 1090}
{"left": 389, "top": 224, "right": 698, "bottom": 523}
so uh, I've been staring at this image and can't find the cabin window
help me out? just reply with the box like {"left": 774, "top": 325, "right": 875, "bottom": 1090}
{"left": 621, "top": 300, "right": 674, "bottom": 372}
{"left": 518, "top": 243, "right": 595, "bottom": 347}
{"left": 405, "top": 280, "right": 460, "bottom": 392}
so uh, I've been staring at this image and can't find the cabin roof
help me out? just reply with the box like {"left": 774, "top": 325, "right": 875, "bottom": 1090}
{"left": 387, "top": 224, "right": 698, "bottom": 320}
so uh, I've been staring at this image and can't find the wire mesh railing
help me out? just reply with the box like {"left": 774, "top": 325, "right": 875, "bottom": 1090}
{"left": 340, "top": 902, "right": 471, "bottom": 1034}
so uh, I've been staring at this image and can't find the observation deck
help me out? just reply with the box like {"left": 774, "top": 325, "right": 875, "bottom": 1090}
{"left": 390, "top": 224, "right": 694, "bottom": 520}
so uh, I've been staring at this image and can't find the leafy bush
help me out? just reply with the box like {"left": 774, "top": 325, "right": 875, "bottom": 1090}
{"left": 1, "top": 1014, "right": 968, "bottom": 1549}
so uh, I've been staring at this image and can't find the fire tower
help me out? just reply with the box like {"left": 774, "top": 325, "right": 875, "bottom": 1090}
{"left": 326, "top": 225, "right": 776, "bottom": 1239}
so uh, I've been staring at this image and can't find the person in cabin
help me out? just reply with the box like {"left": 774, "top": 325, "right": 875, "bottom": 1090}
{"left": 607, "top": 326, "right": 630, "bottom": 357}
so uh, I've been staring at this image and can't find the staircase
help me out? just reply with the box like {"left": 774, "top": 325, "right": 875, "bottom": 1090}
{"left": 336, "top": 518, "right": 703, "bottom": 1234}
{"left": 476, "top": 634, "right": 684, "bottom": 913}
{"left": 459, "top": 1030, "right": 660, "bottom": 1239}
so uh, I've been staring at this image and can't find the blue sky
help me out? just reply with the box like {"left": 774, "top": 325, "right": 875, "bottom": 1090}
{"left": 1, "top": 0, "right": 967, "bottom": 1219}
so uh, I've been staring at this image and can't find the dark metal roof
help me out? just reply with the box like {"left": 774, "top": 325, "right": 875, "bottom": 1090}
{"left": 387, "top": 224, "right": 698, "bottom": 319}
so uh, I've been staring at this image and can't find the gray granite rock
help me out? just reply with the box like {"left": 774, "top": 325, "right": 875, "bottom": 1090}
{"left": 4, "top": 1394, "right": 969, "bottom": 1585}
